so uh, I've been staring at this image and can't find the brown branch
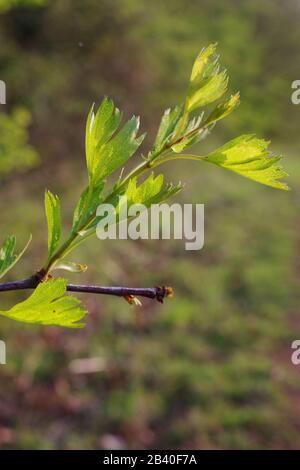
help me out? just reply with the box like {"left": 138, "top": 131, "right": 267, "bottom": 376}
{"left": 0, "top": 275, "right": 173, "bottom": 303}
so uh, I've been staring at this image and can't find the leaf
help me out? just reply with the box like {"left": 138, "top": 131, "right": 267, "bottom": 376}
{"left": 53, "top": 261, "right": 88, "bottom": 273}
{"left": 151, "top": 106, "right": 182, "bottom": 155}
{"left": 170, "top": 114, "right": 208, "bottom": 153}
{"left": 183, "top": 135, "right": 288, "bottom": 190}
{"left": 72, "top": 180, "right": 104, "bottom": 233}
{"left": 0, "top": 278, "right": 87, "bottom": 328}
{"left": 203, "top": 92, "right": 240, "bottom": 127}
{"left": 45, "top": 190, "right": 61, "bottom": 258}
{"left": 116, "top": 173, "right": 183, "bottom": 218}
{"left": 186, "top": 44, "right": 228, "bottom": 112}
{"left": 86, "top": 98, "right": 145, "bottom": 185}
{"left": 187, "top": 70, "right": 228, "bottom": 112}
{"left": 117, "top": 172, "right": 182, "bottom": 208}
{"left": 147, "top": 181, "right": 183, "bottom": 204}
{"left": 78, "top": 173, "right": 183, "bottom": 239}
{"left": 0, "top": 235, "right": 32, "bottom": 280}
{"left": 124, "top": 172, "right": 165, "bottom": 205}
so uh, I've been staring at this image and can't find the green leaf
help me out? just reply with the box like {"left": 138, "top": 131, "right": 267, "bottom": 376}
{"left": 72, "top": 180, "right": 104, "bottom": 233}
{"left": 186, "top": 44, "right": 228, "bottom": 112}
{"left": 116, "top": 172, "right": 181, "bottom": 206}
{"left": 203, "top": 92, "right": 240, "bottom": 127}
{"left": 151, "top": 105, "right": 182, "bottom": 156}
{"left": 146, "top": 181, "right": 183, "bottom": 205}
{"left": 0, "top": 235, "right": 32, "bottom": 280}
{"left": 171, "top": 114, "right": 208, "bottom": 153}
{"left": 183, "top": 135, "right": 288, "bottom": 190}
{"left": 78, "top": 173, "right": 183, "bottom": 240}
{"left": 86, "top": 98, "right": 145, "bottom": 184}
{"left": 124, "top": 172, "right": 165, "bottom": 205}
{"left": 116, "top": 173, "right": 183, "bottom": 216}
{"left": 45, "top": 190, "right": 61, "bottom": 258}
{"left": 0, "top": 278, "right": 87, "bottom": 328}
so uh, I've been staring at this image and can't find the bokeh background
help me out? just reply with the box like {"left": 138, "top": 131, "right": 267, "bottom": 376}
{"left": 0, "top": 0, "right": 300, "bottom": 449}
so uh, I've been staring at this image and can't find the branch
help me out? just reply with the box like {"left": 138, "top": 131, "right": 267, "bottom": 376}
{"left": 0, "top": 275, "right": 173, "bottom": 303}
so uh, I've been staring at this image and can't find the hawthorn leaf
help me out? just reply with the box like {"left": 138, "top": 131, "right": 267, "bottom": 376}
{"left": 181, "top": 135, "right": 289, "bottom": 190}
{"left": 79, "top": 173, "right": 183, "bottom": 240}
{"left": 72, "top": 180, "right": 104, "bottom": 233}
{"left": 0, "top": 278, "right": 87, "bottom": 328}
{"left": 186, "top": 44, "right": 228, "bottom": 112}
{"left": 124, "top": 172, "right": 165, "bottom": 205}
{"left": 114, "top": 173, "right": 183, "bottom": 212}
{"left": 171, "top": 114, "right": 208, "bottom": 153}
{"left": 151, "top": 105, "right": 182, "bottom": 155}
{"left": 203, "top": 92, "right": 240, "bottom": 127}
{"left": 187, "top": 70, "right": 228, "bottom": 112}
{"left": 45, "top": 190, "right": 61, "bottom": 258}
{"left": 86, "top": 98, "right": 145, "bottom": 184}
{"left": 0, "top": 234, "right": 32, "bottom": 280}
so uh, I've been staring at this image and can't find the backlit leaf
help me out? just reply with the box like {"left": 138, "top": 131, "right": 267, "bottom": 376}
{"left": 203, "top": 92, "right": 240, "bottom": 127}
{"left": 0, "top": 278, "right": 87, "bottom": 328}
{"left": 72, "top": 180, "right": 104, "bottom": 233}
{"left": 181, "top": 135, "right": 289, "bottom": 190}
{"left": 151, "top": 106, "right": 182, "bottom": 156}
{"left": 45, "top": 190, "right": 61, "bottom": 258}
{"left": 186, "top": 44, "right": 228, "bottom": 112}
{"left": 86, "top": 98, "right": 145, "bottom": 185}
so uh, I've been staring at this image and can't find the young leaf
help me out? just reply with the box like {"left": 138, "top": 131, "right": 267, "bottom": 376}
{"left": 180, "top": 135, "right": 288, "bottom": 190}
{"left": 86, "top": 98, "right": 145, "bottom": 184}
{"left": 117, "top": 173, "right": 182, "bottom": 209}
{"left": 124, "top": 172, "right": 165, "bottom": 205}
{"left": 78, "top": 173, "right": 183, "bottom": 240}
{"left": 0, "top": 235, "right": 32, "bottom": 280}
{"left": 72, "top": 180, "right": 104, "bottom": 233}
{"left": 151, "top": 105, "right": 182, "bottom": 156}
{"left": 186, "top": 44, "right": 228, "bottom": 112}
{"left": 170, "top": 114, "right": 207, "bottom": 153}
{"left": 0, "top": 278, "right": 87, "bottom": 328}
{"left": 45, "top": 190, "right": 61, "bottom": 258}
{"left": 203, "top": 92, "right": 240, "bottom": 127}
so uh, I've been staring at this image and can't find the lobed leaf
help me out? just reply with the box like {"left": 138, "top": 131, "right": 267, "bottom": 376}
{"left": 204, "top": 92, "right": 240, "bottom": 127}
{"left": 181, "top": 135, "right": 289, "bottom": 190}
{"left": 124, "top": 172, "right": 165, "bottom": 205}
{"left": 171, "top": 114, "right": 207, "bottom": 153}
{"left": 0, "top": 278, "right": 87, "bottom": 328}
{"left": 186, "top": 44, "right": 228, "bottom": 112}
{"left": 80, "top": 172, "right": 183, "bottom": 239}
{"left": 86, "top": 98, "right": 145, "bottom": 185}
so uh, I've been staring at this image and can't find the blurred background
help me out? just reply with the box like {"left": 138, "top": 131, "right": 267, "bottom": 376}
{"left": 0, "top": 0, "right": 300, "bottom": 450}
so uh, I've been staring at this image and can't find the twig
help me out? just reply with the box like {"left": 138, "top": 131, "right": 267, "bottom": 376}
{"left": 0, "top": 275, "right": 173, "bottom": 303}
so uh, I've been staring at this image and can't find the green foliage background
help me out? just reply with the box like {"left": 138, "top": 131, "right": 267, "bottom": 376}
{"left": 0, "top": 0, "right": 300, "bottom": 449}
